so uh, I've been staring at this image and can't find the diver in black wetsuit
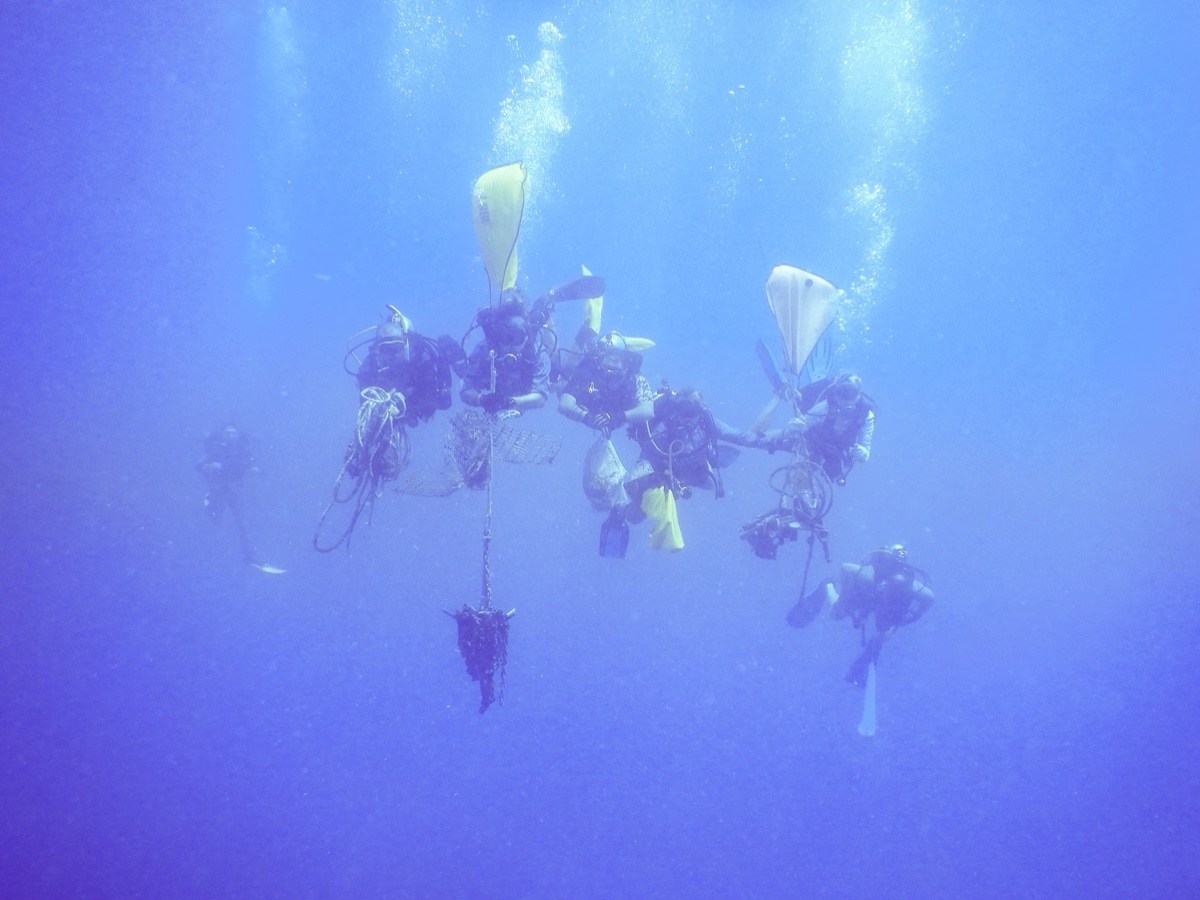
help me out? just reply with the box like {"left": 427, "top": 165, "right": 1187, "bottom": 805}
{"left": 198, "top": 424, "right": 258, "bottom": 563}
{"left": 788, "top": 543, "right": 934, "bottom": 686}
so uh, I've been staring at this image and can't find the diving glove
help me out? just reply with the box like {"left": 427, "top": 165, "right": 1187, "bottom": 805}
{"left": 480, "top": 392, "right": 513, "bottom": 415}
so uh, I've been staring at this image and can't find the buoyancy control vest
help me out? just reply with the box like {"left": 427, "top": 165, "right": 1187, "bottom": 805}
{"left": 567, "top": 347, "right": 641, "bottom": 417}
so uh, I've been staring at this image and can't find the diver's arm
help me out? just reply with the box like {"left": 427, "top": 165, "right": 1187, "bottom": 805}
{"left": 802, "top": 400, "right": 830, "bottom": 431}
{"left": 625, "top": 375, "right": 655, "bottom": 425}
{"left": 852, "top": 410, "right": 875, "bottom": 463}
{"left": 558, "top": 391, "right": 588, "bottom": 422}
{"left": 902, "top": 582, "right": 934, "bottom": 625}
{"left": 713, "top": 417, "right": 769, "bottom": 449}
{"left": 509, "top": 389, "right": 547, "bottom": 412}
{"left": 458, "top": 344, "right": 490, "bottom": 406}
{"left": 508, "top": 345, "right": 552, "bottom": 411}
{"left": 624, "top": 397, "right": 654, "bottom": 425}
{"left": 713, "top": 417, "right": 797, "bottom": 452}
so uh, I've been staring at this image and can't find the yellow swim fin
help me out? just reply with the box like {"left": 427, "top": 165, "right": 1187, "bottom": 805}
{"left": 641, "top": 485, "right": 684, "bottom": 552}
{"left": 621, "top": 336, "right": 656, "bottom": 352}
{"left": 472, "top": 162, "right": 528, "bottom": 302}
{"left": 580, "top": 264, "right": 604, "bottom": 336}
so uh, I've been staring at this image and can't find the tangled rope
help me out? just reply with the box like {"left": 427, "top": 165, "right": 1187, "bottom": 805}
{"left": 313, "top": 388, "right": 410, "bottom": 552}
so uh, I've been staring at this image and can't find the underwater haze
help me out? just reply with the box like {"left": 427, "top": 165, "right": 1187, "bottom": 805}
{"left": 2, "top": 1, "right": 1198, "bottom": 896}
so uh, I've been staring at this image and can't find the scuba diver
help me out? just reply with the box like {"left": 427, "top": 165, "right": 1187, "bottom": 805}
{"left": 788, "top": 542, "right": 934, "bottom": 686}
{"left": 198, "top": 424, "right": 255, "bottom": 532}
{"left": 558, "top": 333, "right": 655, "bottom": 435}
{"left": 739, "top": 372, "right": 874, "bottom": 563}
{"left": 459, "top": 292, "right": 552, "bottom": 416}
{"left": 343, "top": 306, "right": 456, "bottom": 481}
{"left": 603, "top": 386, "right": 798, "bottom": 556}
{"left": 447, "top": 292, "right": 555, "bottom": 490}
{"left": 793, "top": 372, "right": 876, "bottom": 485}
{"left": 559, "top": 333, "right": 655, "bottom": 558}
{"left": 197, "top": 424, "right": 281, "bottom": 572}
{"left": 352, "top": 307, "right": 456, "bottom": 428}
{"left": 313, "top": 306, "right": 457, "bottom": 552}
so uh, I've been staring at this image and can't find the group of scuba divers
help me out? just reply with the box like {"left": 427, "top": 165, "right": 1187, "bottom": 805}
{"left": 197, "top": 163, "right": 933, "bottom": 720}
{"left": 197, "top": 276, "right": 934, "bottom": 717}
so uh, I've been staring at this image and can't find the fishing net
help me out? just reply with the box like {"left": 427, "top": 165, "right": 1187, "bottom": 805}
{"left": 394, "top": 409, "right": 562, "bottom": 496}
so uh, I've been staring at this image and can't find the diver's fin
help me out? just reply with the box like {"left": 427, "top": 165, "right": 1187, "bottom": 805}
{"left": 845, "top": 635, "right": 883, "bottom": 688}
{"left": 786, "top": 579, "right": 832, "bottom": 629}
{"left": 531, "top": 275, "right": 606, "bottom": 328}
{"left": 580, "top": 264, "right": 604, "bottom": 340}
{"left": 531, "top": 274, "right": 606, "bottom": 328}
{"left": 598, "top": 509, "right": 629, "bottom": 559}
{"left": 845, "top": 650, "right": 871, "bottom": 688}
{"left": 542, "top": 274, "right": 605, "bottom": 305}
{"left": 756, "top": 337, "right": 786, "bottom": 394}
{"left": 857, "top": 661, "right": 878, "bottom": 737}
{"left": 752, "top": 338, "right": 793, "bottom": 431}
{"left": 621, "top": 336, "right": 655, "bottom": 352}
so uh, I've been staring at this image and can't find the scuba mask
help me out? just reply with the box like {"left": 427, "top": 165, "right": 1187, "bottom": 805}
{"left": 595, "top": 349, "right": 629, "bottom": 383}
{"left": 480, "top": 305, "right": 529, "bottom": 352}
{"left": 374, "top": 310, "right": 412, "bottom": 361}
{"left": 490, "top": 317, "right": 528, "bottom": 353}
{"left": 830, "top": 374, "right": 863, "bottom": 407}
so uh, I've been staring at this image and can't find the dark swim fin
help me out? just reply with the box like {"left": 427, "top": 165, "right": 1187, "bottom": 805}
{"left": 845, "top": 635, "right": 883, "bottom": 688}
{"left": 599, "top": 509, "right": 629, "bottom": 558}
{"left": 786, "top": 579, "right": 832, "bottom": 629}
{"left": 544, "top": 274, "right": 605, "bottom": 304}
{"left": 531, "top": 275, "right": 607, "bottom": 327}
{"left": 756, "top": 337, "right": 786, "bottom": 394}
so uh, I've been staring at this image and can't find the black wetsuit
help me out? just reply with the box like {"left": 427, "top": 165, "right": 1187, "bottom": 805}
{"left": 356, "top": 333, "right": 453, "bottom": 424}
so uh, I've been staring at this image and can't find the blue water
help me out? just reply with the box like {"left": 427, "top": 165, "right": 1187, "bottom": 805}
{"left": 2, "top": 2, "right": 1197, "bottom": 896}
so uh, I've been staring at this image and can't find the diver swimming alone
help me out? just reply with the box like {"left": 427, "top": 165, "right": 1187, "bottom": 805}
{"left": 197, "top": 425, "right": 285, "bottom": 574}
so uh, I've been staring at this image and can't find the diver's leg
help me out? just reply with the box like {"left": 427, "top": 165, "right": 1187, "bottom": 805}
{"left": 229, "top": 491, "right": 254, "bottom": 564}
{"left": 829, "top": 569, "right": 856, "bottom": 620}
{"left": 621, "top": 460, "right": 655, "bottom": 525}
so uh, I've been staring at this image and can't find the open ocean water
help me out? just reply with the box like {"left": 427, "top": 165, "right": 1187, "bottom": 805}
{"left": 2, "top": 2, "right": 1197, "bottom": 896}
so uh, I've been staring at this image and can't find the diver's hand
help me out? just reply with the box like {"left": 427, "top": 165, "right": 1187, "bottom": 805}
{"left": 586, "top": 409, "right": 626, "bottom": 431}
{"left": 780, "top": 417, "right": 806, "bottom": 446}
{"left": 479, "top": 392, "right": 511, "bottom": 415}
{"left": 437, "top": 335, "right": 467, "bottom": 368}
